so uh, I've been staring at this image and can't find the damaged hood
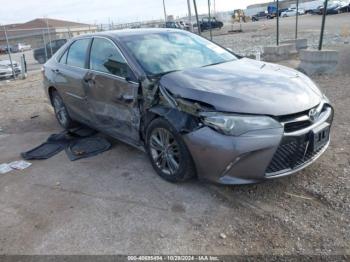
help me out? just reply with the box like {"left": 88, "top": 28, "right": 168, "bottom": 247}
{"left": 160, "top": 58, "right": 323, "bottom": 116}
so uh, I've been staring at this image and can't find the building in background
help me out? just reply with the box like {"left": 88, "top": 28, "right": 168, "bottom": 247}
{"left": 0, "top": 18, "right": 98, "bottom": 48}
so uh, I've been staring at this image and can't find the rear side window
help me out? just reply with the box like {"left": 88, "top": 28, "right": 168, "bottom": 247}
{"left": 66, "top": 39, "right": 90, "bottom": 68}
{"left": 90, "top": 38, "right": 128, "bottom": 78}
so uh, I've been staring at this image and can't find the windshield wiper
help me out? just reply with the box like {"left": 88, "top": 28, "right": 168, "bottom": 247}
{"left": 148, "top": 70, "right": 180, "bottom": 79}
{"left": 202, "top": 59, "right": 235, "bottom": 68}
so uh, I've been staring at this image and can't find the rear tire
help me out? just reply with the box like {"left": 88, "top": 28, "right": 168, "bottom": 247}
{"left": 146, "top": 118, "right": 196, "bottom": 183}
{"left": 51, "top": 90, "right": 76, "bottom": 130}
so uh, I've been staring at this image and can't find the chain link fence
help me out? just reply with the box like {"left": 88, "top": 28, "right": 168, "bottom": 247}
{"left": 1, "top": 5, "right": 349, "bottom": 81}
{"left": 0, "top": 22, "right": 98, "bottom": 80}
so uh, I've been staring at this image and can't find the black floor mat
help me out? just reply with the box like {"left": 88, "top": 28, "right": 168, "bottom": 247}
{"left": 21, "top": 126, "right": 111, "bottom": 161}
{"left": 21, "top": 142, "right": 66, "bottom": 160}
{"left": 68, "top": 126, "right": 98, "bottom": 138}
{"left": 65, "top": 137, "right": 111, "bottom": 161}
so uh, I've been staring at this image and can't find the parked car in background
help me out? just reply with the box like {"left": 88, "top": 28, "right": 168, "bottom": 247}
{"left": 289, "top": 8, "right": 306, "bottom": 15}
{"left": 0, "top": 45, "right": 15, "bottom": 54}
{"left": 281, "top": 9, "right": 298, "bottom": 17}
{"left": 0, "top": 45, "right": 7, "bottom": 54}
{"left": 12, "top": 43, "right": 31, "bottom": 52}
{"left": 33, "top": 39, "right": 67, "bottom": 64}
{"left": 319, "top": 1, "right": 350, "bottom": 14}
{"left": 178, "top": 21, "right": 190, "bottom": 30}
{"left": 252, "top": 11, "right": 268, "bottom": 21}
{"left": 43, "top": 29, "right": 333, "bottom": 184}
{"left": 165, "top": 21, "right": 180, "bottom": 29}
{"left": 0, "top": 60, "right": 21, "bottom": 79}
{"left": 199, "top": 17, "right": 223, "bottom": 31}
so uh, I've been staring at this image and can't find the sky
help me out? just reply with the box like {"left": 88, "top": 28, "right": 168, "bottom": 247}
{"left": 0, "top": 0, "right": 269, "bottom": 25}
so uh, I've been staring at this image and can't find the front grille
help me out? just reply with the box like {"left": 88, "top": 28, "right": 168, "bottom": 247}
{"left": 284, "top": 120, "right": 311, "bottom": 132}
{"left": 266, "top": 104, "right": 333, "bottom": 176}
{"left": 266, "top": 136, "right": 327, "bottom": 176}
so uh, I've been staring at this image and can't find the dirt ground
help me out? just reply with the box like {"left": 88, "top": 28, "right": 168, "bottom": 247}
{"left": 0, "top": 24, "right": 349, "bottom": 256}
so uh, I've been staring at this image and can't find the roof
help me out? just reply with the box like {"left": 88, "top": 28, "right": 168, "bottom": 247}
{"left": 0, "top": 18, "right": 95, "bottom": 40}
{"left": 4, "top": 18, "right": 92, "bottom": 30}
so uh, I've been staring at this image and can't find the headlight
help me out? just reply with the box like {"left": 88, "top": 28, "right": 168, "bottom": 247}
{"left": 201, "top": 113, "right": 282, "bottom": 136}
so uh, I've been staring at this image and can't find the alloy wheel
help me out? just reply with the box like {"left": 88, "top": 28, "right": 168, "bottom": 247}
{"left": 149, "top": 128, "right": 180, "bottom": 175}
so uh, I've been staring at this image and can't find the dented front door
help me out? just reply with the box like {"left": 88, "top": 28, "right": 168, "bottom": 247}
{"left": 84, "top": 71, "right": 140, "bottom": 143}
{"left": 84, "top": 37, "right": 140, "bottom": 143}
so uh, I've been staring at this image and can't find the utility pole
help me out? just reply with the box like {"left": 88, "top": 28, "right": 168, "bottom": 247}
{"left": 213, "top": 0, "right": 216, "bottom": 16}
{"left": 2, "top": 25, "right": 16, "bottom": 79}
{"left": 193, "top": 0, "right": 201, "bottom": 35}
{"left": 319, "top": 0, "right": 328, "bottom": 50}
{"left": 295, "top": 0, "right": 299, "bottom": 39}
{"left": 162, "top": 0, "right": 167, "bottom": 23}
{"left": 208, "top": 0, "right": 213, "bottom": 40}
{"left": 187, "top": 0, "right": 193, "bottom": 32}
{"left": 276, "top": 0, "right": 279, "bottom": 45}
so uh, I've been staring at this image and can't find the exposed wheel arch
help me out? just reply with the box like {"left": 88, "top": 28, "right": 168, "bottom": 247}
{"left": 144, "top": 106, "right": 199, "bottom": 133}
{"left": 48, "top": 86, "right": 57, "bottom": 105}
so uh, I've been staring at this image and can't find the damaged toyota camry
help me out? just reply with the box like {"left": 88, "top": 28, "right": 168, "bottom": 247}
{"left": 43, "top": 29, "right": 333, "bottom": 184}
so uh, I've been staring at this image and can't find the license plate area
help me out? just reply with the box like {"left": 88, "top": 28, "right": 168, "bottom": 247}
{"left": 311, "top": 123, "right": 330, "bottom": 152}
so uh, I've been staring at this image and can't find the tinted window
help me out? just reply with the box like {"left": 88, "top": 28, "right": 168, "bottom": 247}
{"left": 59, "top": 50, "right": 68, "bottom": 64}
{"left": 66, "top": 39, "right": 90, "bottom": 68}
{"left": 90, "top": 38, "right": 128, "bottom": 78}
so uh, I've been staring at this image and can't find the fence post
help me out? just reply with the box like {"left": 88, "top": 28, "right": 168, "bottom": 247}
{"left": 319, "top": 0, "right": 328, "bottom": 50}
{"left": 20, "top": 54, "right": 26, "bottom": 79}
{"left": 42, "top": 30, "right": 48, "bottom": 61}
{"left": 46, "top": 18, "right": 53, "bottom": 57}
{"left": 187, "top": 0, "right": 193, "bottom": 32}
{"left": 295, "top": 0, "right": 299, "bottom": 39}
{"left": 193, "top": 0, "right": 201, "bottom": 35}
{"left": 208, "top": 0, "right": 212, "bottom": 40}
{"left": 276, "top": 0, "right": 279, "bottom": 46}
{"left": 3, "top": 25, "right": 16, "bottom": 79}
{"left": 162, "top": 0, "right": 167, "bottom": 24}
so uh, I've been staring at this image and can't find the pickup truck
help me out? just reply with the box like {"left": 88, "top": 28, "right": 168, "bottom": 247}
{"left": 199, "top": 17, "right": 223, "bottom": 32}
{"left": 33, "top": 39, "right": 67, "bottom": 64}
{"left": 252, "top": 11, "right": 268, "bottom": 21}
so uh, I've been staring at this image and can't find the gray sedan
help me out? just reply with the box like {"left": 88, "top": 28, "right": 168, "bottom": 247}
{"left": 42, "top": 29, "right": 333, "bottom": 184}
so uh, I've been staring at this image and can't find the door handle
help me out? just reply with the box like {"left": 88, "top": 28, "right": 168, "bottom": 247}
{"left": 83, "top": 78, "right": 95, "bottom": 85}
{"left": 115, "top": 94, "right": 134, "bottom": 103}
{"left": 51, "top": 69, "right": 60, "bottom": 74}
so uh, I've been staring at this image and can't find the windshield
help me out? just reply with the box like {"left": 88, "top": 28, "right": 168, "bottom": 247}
{"left": 120, "top": 31, "right": 237, "bottom": 76}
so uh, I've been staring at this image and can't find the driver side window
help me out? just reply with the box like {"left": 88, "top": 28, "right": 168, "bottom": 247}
{"left": 90, "top": 38, "right": 129, "bottom": 78}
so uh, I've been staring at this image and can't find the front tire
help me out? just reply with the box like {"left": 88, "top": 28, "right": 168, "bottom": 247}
{"left": 146, "top": 118, "right": 196, "bottom": 183}
{"left": 51, "top": 90, "right": 76, "bottom": 129}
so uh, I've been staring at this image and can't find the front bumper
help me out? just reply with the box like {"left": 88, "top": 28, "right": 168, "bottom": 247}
{"left": 183, "top": 105, "right": 333, "bottom": 185}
